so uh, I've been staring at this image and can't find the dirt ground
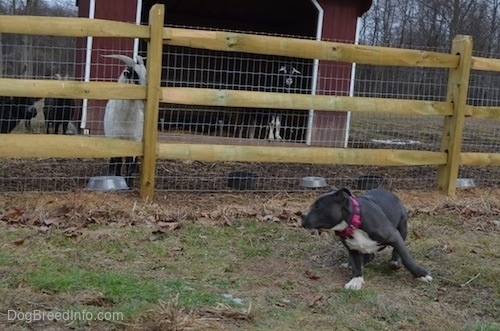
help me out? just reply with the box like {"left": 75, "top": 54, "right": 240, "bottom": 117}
{"left": 1, "top": 188, "right": 499, "bottom": 330}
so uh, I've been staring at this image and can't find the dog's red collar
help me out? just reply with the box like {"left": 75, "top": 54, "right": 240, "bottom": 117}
{"left": 336, "top": 197, "right": 361, "bottom": 238}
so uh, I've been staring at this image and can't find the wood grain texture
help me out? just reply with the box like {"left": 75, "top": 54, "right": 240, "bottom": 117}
{"left": 0, "top": 15, "right": 149, "bottom": 38}
{"left": 0, "top": 135, "right": 143, "bottom": 158}
{"left": 0, "top": 79, "right": 146, "bottom": 100}
{"left": 438, "top": 35, "right": 473, "bottom": 195}
{"left": 164, "top": 28, "right": 459, "bottom": 68}
{"left": 157, "top": 143, "right": 447, "bottom": 166}
{"left": 140, "top": 4, "right": 165, "bottom": 199}
{"left": 161, "top": 87, "right": 452, "bottom": 116}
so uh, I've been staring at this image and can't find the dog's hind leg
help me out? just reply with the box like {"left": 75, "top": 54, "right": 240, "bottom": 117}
{"left": 389, "top": 250, "right": 403, "bottom": 270}
{"left": 364, "top": 253, "right": 375, "bottom": 265}
{"left": 343, "top": 254, "right": 374, "bottom": 269}
{"left": 390, "top": 216, "right": 409, "bottom": 270}
{"left": 391, "top": 236, "right": 432, "bottom": 282}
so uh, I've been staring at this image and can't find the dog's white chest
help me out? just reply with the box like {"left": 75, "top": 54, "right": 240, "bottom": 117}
{"left": 344, "top": 229, "right": 383, "bottom": 254}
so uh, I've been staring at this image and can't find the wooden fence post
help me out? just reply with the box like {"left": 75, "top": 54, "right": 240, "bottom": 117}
{"left": 140, "top": 4, "right": 164, "bottom": 200}
{"left": 437, "top": 35, "right": 473, "bottom": 195}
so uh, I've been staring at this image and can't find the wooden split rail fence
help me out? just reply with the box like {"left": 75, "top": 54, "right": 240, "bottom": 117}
{"left": 0, "top": 4, "right": 499, "bottom": 199}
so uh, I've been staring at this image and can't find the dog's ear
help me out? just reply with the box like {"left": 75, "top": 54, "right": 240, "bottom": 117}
{"left": 340, "top": 188, "right": 353, "bottom": 197}
{"left": 331, "top": 188, "right": 352, "bottom": 202}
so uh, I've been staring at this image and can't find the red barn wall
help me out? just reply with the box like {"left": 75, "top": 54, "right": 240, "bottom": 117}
{"left": 75, "top": 0, "right": 139, "bottom": 134}
{"left": 312, "top": 0, "right": 361, "bottom": 146}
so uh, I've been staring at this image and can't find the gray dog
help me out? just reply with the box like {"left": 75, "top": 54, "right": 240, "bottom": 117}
{"left": 301, "top": 188, "right": 432, "bottom": 290}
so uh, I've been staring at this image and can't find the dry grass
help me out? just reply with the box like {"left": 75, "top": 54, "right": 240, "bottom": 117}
{"left": 125, "top": 294, "right": 252, "bottom": 331}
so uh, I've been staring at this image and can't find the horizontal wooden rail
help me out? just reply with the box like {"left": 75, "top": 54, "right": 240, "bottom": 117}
{"left": 0, "top": 135, "right": 143, "bottom": 158}
{"left": 460, "top": 152, "right": 500, "bottom": 166}
{"left": 157, "top": 143, "right": 447, "bottom": 166}
{"left": 0, "top": 78, "right": 146, "bottom": 100}
{"left": 161, "top": 87, "right": 452, "bottom": 116}
{"left": 2, "top": 136, "right": 497, "bottom": 168}
{"left": 164, "top": 28, "right": 460, "bottom": 68}
{"left": 0, "top": 15, "right": 149, "bottom": 38}
{"left": 471, "top": 56, "right": 500, "bottom": 72}
{"left": 3, "top": 79, "right": 497, "bottom": 120}
{"left": 466, "top": 106, "right": 500, "bottom": 120}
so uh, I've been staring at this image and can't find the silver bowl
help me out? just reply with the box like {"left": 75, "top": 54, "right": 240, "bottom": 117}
{"left": 85, "top": 176, "right": 129, "bottom": 191}
{"left": 456, "top": 178, "right": 476, "bottom": 188}
{"left": 299, "top": 176, "right": 327, "bottom": 188}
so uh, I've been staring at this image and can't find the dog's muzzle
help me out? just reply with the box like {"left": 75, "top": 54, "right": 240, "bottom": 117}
{"left": 300, "top": 213, "right": 311, "bottom": 228}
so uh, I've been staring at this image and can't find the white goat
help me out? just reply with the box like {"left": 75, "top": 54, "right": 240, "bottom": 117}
{"left": 102, "top": 54, "right": 146, "bottom": 187}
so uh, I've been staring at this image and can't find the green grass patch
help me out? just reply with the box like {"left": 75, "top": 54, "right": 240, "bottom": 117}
{"left": 26, "top": 262, "right": 160, "bottom": 302}
{"left": 1, "top": 204, "right": 498, "bottom": 330}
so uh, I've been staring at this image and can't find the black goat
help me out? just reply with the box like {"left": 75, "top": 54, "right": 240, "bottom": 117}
{"left": 0, "top": 96, "right": 39, "bottom": 133}
{"left": 43, "top": 97, "right": 74, "bottom": 134}
{"left": 43, "top": 74, "right": 75, "bottom": 135}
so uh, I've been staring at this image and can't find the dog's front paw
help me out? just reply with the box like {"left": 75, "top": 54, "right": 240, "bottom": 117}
{"left": 418, "top": 275, "right": 433, "bottom": 283}
{"left": 344, "top": 276, "right": 365, "bottom": 290}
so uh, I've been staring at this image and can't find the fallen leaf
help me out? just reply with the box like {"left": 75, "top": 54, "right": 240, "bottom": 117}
{"left": 223, "top": 218, "right": 234, "bottom": 226}
{"left": 308, "top": 293, "right": 323, "bottom": 307}
{"left": 135, "top": 240, "right": 148, "bottom": 247}
{"left": 197, "top": 217, "right": 217, "bottom": 226}
{"left": 85, "top": 216, "right": 100, "bottom": 224}
{"left": 442, "top": 243, "right": 453, "bottom": 253}
{"left": 31, "top": 217, "right": 42, "bottom": 226}
{"left": 168, "top": 246, "right": 184, "bottom": 257}
{"left": 13, "top": 238, "right": 25, "bottom": 245}
{"left": 38, "top": 225, "right": 50, "bottom": 233}
{"left": 2, "top": 208, "right": 23, "bottom": 220}
{"left": 259, "top": 215, "right": 280, "bottom": 222}
{"left": 306, "top": 270, "right": 320, "bottom": 280}
{"left": 43, "top": 217, "right": 60, "bottom": 226}
{"left": 64, "top": 227, "right": 82, "bottom": 237}
{"left": 157, "top": 221, "right": 181, "bottom": 230}
{"left": 74, "top": 290, "right": 114, "bottom": 306}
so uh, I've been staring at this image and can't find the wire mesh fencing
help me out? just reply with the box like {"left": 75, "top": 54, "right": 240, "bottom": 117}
{"left": 0, "top": 29, "right": 499, "bottom": 193}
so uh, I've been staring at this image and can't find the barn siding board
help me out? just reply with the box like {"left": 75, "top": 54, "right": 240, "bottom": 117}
{"left": 311, "top": 0, "right": 361, "bottom": 146}
{"left": 75, "top": 0, "right": 139, "bottom": 135}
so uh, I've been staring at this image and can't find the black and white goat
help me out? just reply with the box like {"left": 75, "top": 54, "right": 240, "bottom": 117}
{"left": 0, "top": 96, "right": 39, "bottom": 133}
{"left": 43, "top": 74, "right": 74, "bottom": 134}
{"left": 102, "top": 54, "right": 146, "bottom": 188}
{"left": 268, "top": 64, "right": 301, "bottom": 141}
{"left": 228, "top": 64, "right": 302, "bottom": 141}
